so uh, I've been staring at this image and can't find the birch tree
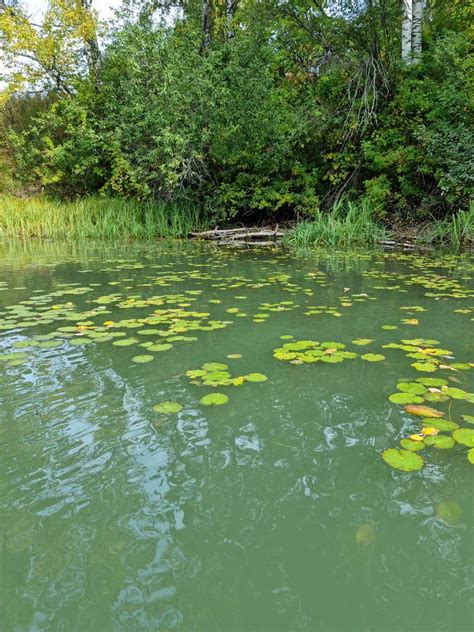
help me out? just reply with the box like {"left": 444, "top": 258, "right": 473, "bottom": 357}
{"left": 401, "top": 0, "right": 423, "bottom": 63}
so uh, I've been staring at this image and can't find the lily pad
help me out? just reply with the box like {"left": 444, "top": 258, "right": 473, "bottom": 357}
{"left": 153, "top": 401, "right": 183, "bottom": 414}
{"left": 202, "top": 362, "right": 228, "bottom": 372}
{"left": 396, "top": 382, "right": 427, "bottom": 395}
{"left": 361, "top": 353, "right": 385, "bottom": 362}
{"left": 452, "top": 428, "right": 474, "bottom": 447}
{"left": 411, "top": 362, "right": 438, "bottom": 372}
{"left": 200, "top": 393, "right": 229, "bottom": 406}
{"left": 382, "top": 448, "right": 424, "bottom": 472}
{"left": 389, "top": 393, "right": 424, "bottom": 405}
{"left": 423, "top": 435, "right": 455, "bottom": 449}
{"left": 419, "top": 418, "right": 459, "bottom": 431}
{"left": 244, "top": 373, "right": 268, "bottom": 383}
{"left": 415, "top": 378, "right": 448, "bottom": 387}
{"left": 132, "top": 354, "right": 154, "bottom": 364}
{"left": 148, "top": 343, "right": 173, "bottom": 352}
{"left": 400, "top": 438, "right": 425, "bottom": 452}
{"left": 467, "top": 448, "right": 474, "bottom": 464}
{"left": 404, "top": 404, "right": 444, "bottom": 418}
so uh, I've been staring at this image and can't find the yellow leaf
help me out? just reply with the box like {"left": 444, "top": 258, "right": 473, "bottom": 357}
{"left": 409, "top": 434, "right": 424, "bottom": 441}
{"left": 421, "top": 426, "right": 439, "bottom": 436}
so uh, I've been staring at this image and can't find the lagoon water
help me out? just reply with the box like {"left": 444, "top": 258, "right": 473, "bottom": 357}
{"left": 0, "top": 240, "right": 473, "bottom": 631}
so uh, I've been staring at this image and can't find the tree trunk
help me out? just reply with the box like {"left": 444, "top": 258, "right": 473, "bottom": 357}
{"left": 80, "top": 0, "right": 101, "bottom": 78}
{"left": 401, "top": 0, "right": 413, "bottom": 62}
{"left": 226, "top": 0, "right": 237, "bottom": 39}
{"left": 201, "top": 0, "right": 211, "bottom": 53}
{"left": 412, "top": 1, "right": 423, "bottom": 62}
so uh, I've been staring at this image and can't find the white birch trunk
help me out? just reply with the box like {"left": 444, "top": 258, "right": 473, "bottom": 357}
{"left": 401, "top": 0, "right": 413, "bottom": 62}
{"left": 412, "top": 1, "right": 423, "bottom": 62}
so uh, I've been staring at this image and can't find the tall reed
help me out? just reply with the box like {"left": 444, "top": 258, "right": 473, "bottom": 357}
{"left": 417, "top": 204, "right": 474, "bottom": 250}
{"left": 284, "top": 200, "right": 385, "bottom": 249}
{"left": 0, "top": 196, "right": 206, "bottom": 239}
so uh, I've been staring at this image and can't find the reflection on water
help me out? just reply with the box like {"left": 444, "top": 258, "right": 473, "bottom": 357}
{"left": 0, "top": 240, "right": 473, "bottom": 631}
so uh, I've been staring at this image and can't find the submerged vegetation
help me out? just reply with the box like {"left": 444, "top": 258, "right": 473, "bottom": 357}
{"left": 0, "top": 1, "right": 472, "bottom": 243}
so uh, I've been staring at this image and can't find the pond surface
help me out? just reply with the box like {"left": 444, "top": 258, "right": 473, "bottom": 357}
{"left": 0, "top": 240, "right": 473, "bottom": 632}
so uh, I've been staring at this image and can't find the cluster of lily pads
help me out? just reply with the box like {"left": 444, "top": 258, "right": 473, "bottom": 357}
{"left": 151, "top": 360, "right": 268, "bottom": 413}
{"left": 274, "top": 339, "right": 356, "bottom": 364}
{"left": 382, "top": 338, "right": 472, "bottom": 373}
{"left": 186, "top": 361, "right": 267, "bottom": 387}
{"left": 272, "top": 338, "right": 385, "bottom": 364}
{"left": 382, "top": 356, "right": 474, "bottom": 471}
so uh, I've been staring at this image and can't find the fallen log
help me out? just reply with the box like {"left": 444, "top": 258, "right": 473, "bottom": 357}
{"left": 191, "top": 226, "right": 285, "bottom": 241}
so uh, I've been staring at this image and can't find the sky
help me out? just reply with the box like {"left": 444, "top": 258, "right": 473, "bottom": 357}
{"left": 25, "top": 0, "right": 122, "bottom": 22}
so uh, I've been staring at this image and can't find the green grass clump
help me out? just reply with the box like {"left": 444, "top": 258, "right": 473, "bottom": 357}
{"left": 284, "top": 200, "right": 386, "bottom": 249}
{"left": 0, "top": 196, "right": 205, "bottom": 239}
{"left": 417, "top": 204, "right": 474, "bottom": 250}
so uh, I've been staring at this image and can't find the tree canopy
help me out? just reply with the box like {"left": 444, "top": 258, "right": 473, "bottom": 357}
{"left": 1, "top": 0, "right": 472, "bottom": 222}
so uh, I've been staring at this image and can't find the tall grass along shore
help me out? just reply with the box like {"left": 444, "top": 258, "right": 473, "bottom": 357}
{"left": 0, "top": 196, "right": 205, "bottom": 240}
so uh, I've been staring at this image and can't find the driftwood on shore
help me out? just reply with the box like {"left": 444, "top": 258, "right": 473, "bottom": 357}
{"left": 190, "top": 225, "right": 286, "bottom": 245}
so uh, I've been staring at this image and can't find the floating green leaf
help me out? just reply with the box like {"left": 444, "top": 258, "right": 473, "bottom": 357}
{"left": 202, "top": 362, "right": 228, "bottom": 371}
{"left": 382, "top": 448, "right": 424, "bottom": 472}
{"left": 411, "top": 362, "right": 438, "bottom": 372}
{"left": 389, "top": 392, "right": 424, "bottom": 405}
{"left": 452, "top": 428, "right": 474, "bottom": 447}
{"left": 361, "top": 353, "right": 385, "bottom": 362}
{"left": 244, "top": 373, "right": 268, "bottom": 383}
{"left": 420, "top": 418, "right": 459, "bottom": 431}
{"left": 153, "top": 401, "right": 183, "bottom": 414}
{"left": 132, "top": 354, "right": 154, "bottom": 363}
{"left": 423, "top": 435, "right": 455, "bottom": 449}
{"left": 200, "top": 393, "right": 229, "bottom": 406}
{"left": 400, "top": 438, "right": 425, "bottom": 452}
{"left": 396, "top": 382, "right": 427, "bottom": 395}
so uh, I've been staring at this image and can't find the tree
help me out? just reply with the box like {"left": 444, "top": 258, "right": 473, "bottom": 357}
{"left": 0, "top": 0, "right": 101, "bottom": 103}
{"left": 402, "top": 0, "right": 423, "bottom": 63}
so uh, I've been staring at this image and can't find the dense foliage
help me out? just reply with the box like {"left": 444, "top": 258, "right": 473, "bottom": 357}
{"left": 1, "top": 0, "right": 472, "bottom": 225}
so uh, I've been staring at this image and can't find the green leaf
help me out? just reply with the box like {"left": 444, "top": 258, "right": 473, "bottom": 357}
{"left": 411, "top": 362, "right": 438, "bottom": 372}
{"left": 396, "top": 382, "right": 427, "bottom": 395}
{"left": 420, "top": 418, "right": 459, "bottom": 431}
{"left": 200, "top": 392, "right": 229, "bottom": 406}
{"left": 453, "top": 428, "right": 474, "bottom": 447}
{"left": 244, "top": 372, "right": 268, "bottom": 382}
{"left": 153, "top": 401, "right": 183, "bottom": 414}
{"left": 423, "top": 435, "right": 455, "bottom": 449}
{"left": 202, "top": 362, "right": 228, "bottom": 371}
{"left": 467, "top": 448, "right": 474, "bottom": 464}
{"left": 361, "top": 353, "right": 385, "bottom": 362}
{"left": 415, "top": 377, "right": 448, "bottom": 387}
{"left": 389, "top": 392, "right": 424, "bottom": 405}
{"left": 148, "top": 343, "right": 173, "bottom": 352}
{"left": 382, "top": 448, "right": 424, "bottom": 472}
{"left": 132, "top": 354, "right": 154, "bottom": 363}
{"left": 400, "top": 438, "right": 425, "bottom": 452}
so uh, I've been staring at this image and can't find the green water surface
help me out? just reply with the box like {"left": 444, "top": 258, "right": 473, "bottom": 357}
{"left": 0, "top": 240, "right": 473, "bottom": 631}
